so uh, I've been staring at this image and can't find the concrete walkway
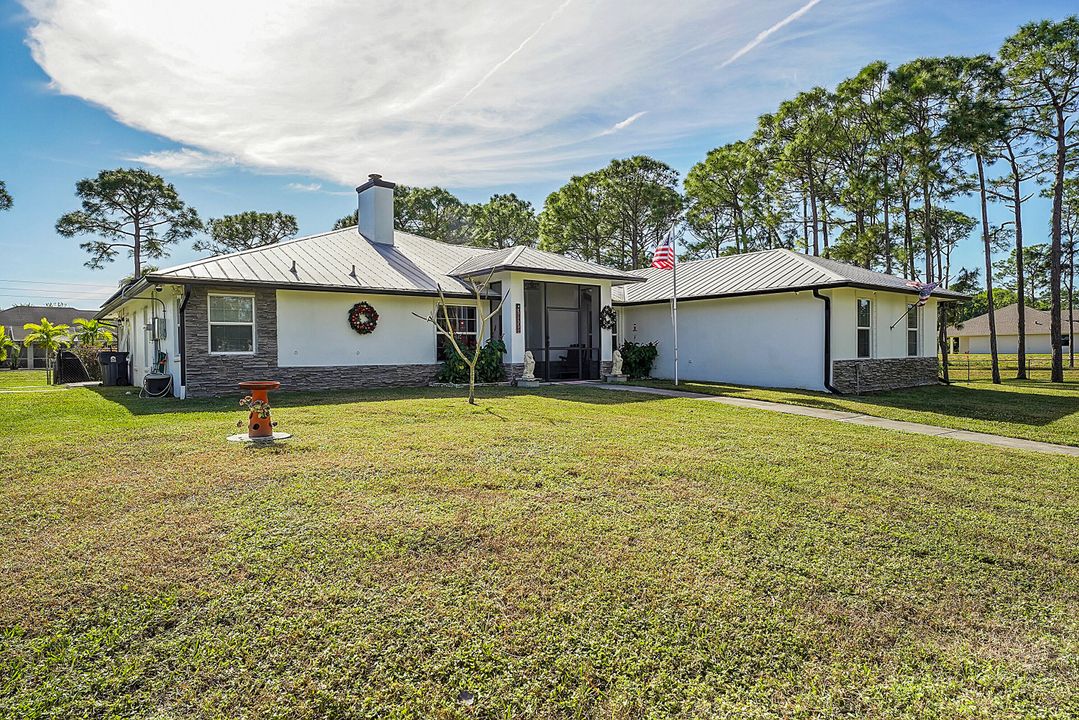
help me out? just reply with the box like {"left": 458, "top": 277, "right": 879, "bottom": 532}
{"left": 576, "top": 382, "right": 1079, "bottom": 458}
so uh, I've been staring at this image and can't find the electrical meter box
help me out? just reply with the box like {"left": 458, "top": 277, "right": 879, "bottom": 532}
{"left": 151, "top": 317, "right": 167, "bottom": 341}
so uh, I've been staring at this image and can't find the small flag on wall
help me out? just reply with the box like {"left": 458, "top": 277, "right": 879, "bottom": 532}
{"left": 905, "top": 281, "right": 940, "bottom": 307}
{"left": 651, "top": 236, "right": 675, "bottom": 270}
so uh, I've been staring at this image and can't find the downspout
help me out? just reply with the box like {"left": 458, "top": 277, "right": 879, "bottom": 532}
{"left": 178, "top": 287, "right": 191, "bottom": 391}
{"left": 812, "top": 288, "right": 839, "bottom": 394}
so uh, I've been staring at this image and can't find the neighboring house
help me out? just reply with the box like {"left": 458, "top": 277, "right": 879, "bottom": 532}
{"left": 0, "top": 304, "right": 95, "bottom": 369}
{"left": 615, "top": 250, "right": 965, "bottom": 393}
{"left": 947, "top": 303, "right": 1076, "bottom": 355}
{"left": 96, "top": 174, "right": 966, "bottom": 398}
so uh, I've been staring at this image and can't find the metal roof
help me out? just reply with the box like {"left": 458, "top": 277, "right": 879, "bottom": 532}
{"left": 143, "top": 228, "right": 492, "bottom": 296}
{"left": 948, "top": 303, "right": 1077, "bottom": 337}
{"left": 450, "top": 246, "right": 643, "bottom": 285}
{"left": 613, "top": 249, "right": 969, "bottom": 305}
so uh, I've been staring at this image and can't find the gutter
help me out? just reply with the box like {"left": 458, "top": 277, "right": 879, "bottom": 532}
{"left": 178, "top": 287, "right": 191, "bottom": 389}
{"left": 812, "top": 288, "right": 840, "bottom": 394}
{"left": 94, "top": 277, "right": 152, "bottom": 319}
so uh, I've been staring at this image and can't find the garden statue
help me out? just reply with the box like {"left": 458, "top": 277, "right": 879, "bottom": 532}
{"left": 611, "top": 349, "right": 623, "bottom": 376}
{"left": 522, "top": 351, "right": 536, "bottom": 380}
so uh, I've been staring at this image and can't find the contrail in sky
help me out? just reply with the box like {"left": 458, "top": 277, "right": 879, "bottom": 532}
{"left": 444, "top": 0, "right": 574, "bottom": 115}
{"left": 720, "top": 0, "right": 823, "bottom": 68}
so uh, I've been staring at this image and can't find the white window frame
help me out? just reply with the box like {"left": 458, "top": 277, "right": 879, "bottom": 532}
{"left": 906, "top": 303, "right": 920, "bottom": 357}
{"left": 435, "top": 303, "right": 479, "bottom": 361}
{"left": 856, "top": 297, "right": 873, "bottom": 358}
{"left": 208, "top": 293, "right": 256, "bottom": 355}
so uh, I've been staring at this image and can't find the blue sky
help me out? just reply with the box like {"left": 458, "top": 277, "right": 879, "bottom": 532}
{"left": 0, "top": 0, "right": 1074, "bottom": 309}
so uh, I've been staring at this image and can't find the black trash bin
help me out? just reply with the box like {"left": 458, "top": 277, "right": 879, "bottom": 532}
{"left": 98, "top": 351, "right": 131, "bottom": 386}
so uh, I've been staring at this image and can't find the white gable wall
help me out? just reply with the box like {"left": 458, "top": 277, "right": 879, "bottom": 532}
{"left": 621, "top": 291, "right": 826, "bottom": 391}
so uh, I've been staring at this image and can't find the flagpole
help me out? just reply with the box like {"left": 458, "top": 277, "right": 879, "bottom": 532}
{"left": 672, "top": 232, "right": 679, "bottom": 386}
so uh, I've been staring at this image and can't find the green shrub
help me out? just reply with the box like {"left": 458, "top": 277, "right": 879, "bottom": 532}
{"left": 619, "top": 341, "right": 659, "bottom": 378}
{"left": 436, "top": 338, "right": 507, "bottom": 384}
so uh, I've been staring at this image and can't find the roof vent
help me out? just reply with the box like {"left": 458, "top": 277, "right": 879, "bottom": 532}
{"left": 290, "top": 260, "right": 297, "bottom": 274}
{"left": 356, "top": 173, "right": 396, "bottom": 246}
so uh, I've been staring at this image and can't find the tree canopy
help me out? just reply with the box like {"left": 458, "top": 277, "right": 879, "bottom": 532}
{"left": 56, "top": 168, "right": 201, "bottom": 278}
{"left": 195, "top": 211, "right": 299, "bottom": 256}
{"left": 469, "top": 193, "right": 538, "bottom": 249}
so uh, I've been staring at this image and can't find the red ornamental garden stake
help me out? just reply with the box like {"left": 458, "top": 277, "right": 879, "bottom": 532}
{"left": 238, "top": 380, "right": 281, "bottom": 438}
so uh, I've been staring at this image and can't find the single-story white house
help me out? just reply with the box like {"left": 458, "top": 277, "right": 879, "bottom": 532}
{"left": 947, "top": 303, "right": 1075, "bottom": 355}
{"left": 96, "top": 174, "right": 966, "bottom": 398}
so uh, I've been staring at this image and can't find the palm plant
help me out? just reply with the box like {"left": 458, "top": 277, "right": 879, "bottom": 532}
{"left": 0, "top": 326, "right": 16, "bottom": 366}
{"left": 21, "top": 318, "right": 70, "bottom": 384}
{"left": 71, "top": 317, "right": 114, "bottom": 347}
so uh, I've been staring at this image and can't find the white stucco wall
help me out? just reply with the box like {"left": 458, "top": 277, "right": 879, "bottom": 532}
{"left": 111, "top": 284, "right": 184, "bottom": 396}
{"left": 621, "top": 292, "right": 827, "bottom": 391}
{"left": 276, "top": 289, "right": 478, "bottom": 367}
{"left": 828, "top": 288, "right": 938, "bottom": 360}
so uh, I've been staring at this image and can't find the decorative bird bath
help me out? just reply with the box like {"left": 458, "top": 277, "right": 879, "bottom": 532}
{"left": 227, "top": 380, "right": 291, "bottom": 443}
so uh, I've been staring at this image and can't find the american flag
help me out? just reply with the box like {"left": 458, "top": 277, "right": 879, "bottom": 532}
{"left": 906, "top": 281, "right": 940, "bottom": 307}
{"left": 651, "top": 236, "right": 675, "bottom": 270}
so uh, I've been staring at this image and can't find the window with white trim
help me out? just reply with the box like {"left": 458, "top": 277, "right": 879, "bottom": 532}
{"left": 906, "top": 304, "right": 919, "bottom": 356}
{"left": 436, "top": 304, "right": 477, "bottom": 361}
{"left": 208, "top": 294, "right": 255, "bottom": 353}
{"left": 856, "top": 298, "right": 872, "bottom": 358}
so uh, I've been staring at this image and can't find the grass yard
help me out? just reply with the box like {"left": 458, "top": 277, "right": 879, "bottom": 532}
{"left": 637, "top": 377, "right": 1079, "bottom": 448}
{"left": 1, "top": 372, "right": 1078, "bottom": 718}
{"left": 943, "top": 354, "right": 1079, "bottom": 383}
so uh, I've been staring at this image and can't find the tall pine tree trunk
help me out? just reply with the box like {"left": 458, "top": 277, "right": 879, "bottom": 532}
{"left": 1011, "top": 167, "right": 1027, "bottom": 380}
{"left": 809, "top": 177, "right": 820, "bottom": 256}
{"left": 977, "top": 154, "right": 1001, "bottom": 384}
{"left": 802, "top": 195, "right": 810, "bottom": 253}
{"left": 922, "top": 181, "right": 934, "bottom": 283}
{"left": 1049, "top": 114, "right": 1066, "bottom": 383}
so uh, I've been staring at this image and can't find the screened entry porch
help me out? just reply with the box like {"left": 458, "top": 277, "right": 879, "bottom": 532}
{"left": 523, "top": 280, "right": 600, "bottom": 381}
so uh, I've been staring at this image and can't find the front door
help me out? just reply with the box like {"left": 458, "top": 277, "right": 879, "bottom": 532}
{"left": 524, "top": 280, "right": 599, "bottom": 381}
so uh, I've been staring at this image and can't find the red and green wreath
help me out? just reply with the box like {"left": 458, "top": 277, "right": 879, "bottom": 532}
{"left": 348, "top": 301, "right": 379, "bottom": 334}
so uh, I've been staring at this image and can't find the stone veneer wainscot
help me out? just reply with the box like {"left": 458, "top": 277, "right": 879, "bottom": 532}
{"left": 831, "top": 357, "right": 939, "bottom": 394}
{"left": 183, "top": 286, "right": 441, "bottom": 397}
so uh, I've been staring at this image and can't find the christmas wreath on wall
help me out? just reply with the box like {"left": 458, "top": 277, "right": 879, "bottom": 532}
{"left": 599, "top": 305, "right": 617, "bottom": 331}
{"left": 348, "top": 301, "right": 379, "bottom": 334}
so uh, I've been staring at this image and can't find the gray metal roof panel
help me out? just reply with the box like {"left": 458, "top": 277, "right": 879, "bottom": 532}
{"left": 149, "top": 228, "right": 491, "bottom": 295}
{"left": 613, "top": 249, "right": 967, "bottom": 304}
{"left": 450, "top": 245, "right": 642, "bottom": 284}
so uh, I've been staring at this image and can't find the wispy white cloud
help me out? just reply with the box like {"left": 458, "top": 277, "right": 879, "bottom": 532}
{"left": 286, "top": 182, "right": 322, "bottom": 192}
{"left": 129, "top": 148, "right": 235, "bottom": 173}
{"left": 598, "top": 111, "right": 647, "bottom": 137}
{"left": 24, "top": 0, "right": 844, "bottom": 186}
{"left": 719, "top": 0, "right": 823, "bottom": 69}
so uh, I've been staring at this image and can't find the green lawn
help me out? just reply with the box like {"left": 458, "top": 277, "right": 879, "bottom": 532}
{"left": 636, "top": 377, "right": 1079, "bottom": 448}
{"left": 944, "top": 353, "right": 1079, "bottom": 383}
{"left": 1, "top": 374, "right": 1078, "bottom": 717}
{"left": 0, "top": 369, "right": 54, "bottom": 390}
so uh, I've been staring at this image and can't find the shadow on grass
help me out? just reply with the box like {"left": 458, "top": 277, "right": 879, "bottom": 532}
{"left": 87, "top": 382, "right": 663, "bottom": 416}
{"left": 638, "top": 379, "right": 1078, "bottom": 428}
